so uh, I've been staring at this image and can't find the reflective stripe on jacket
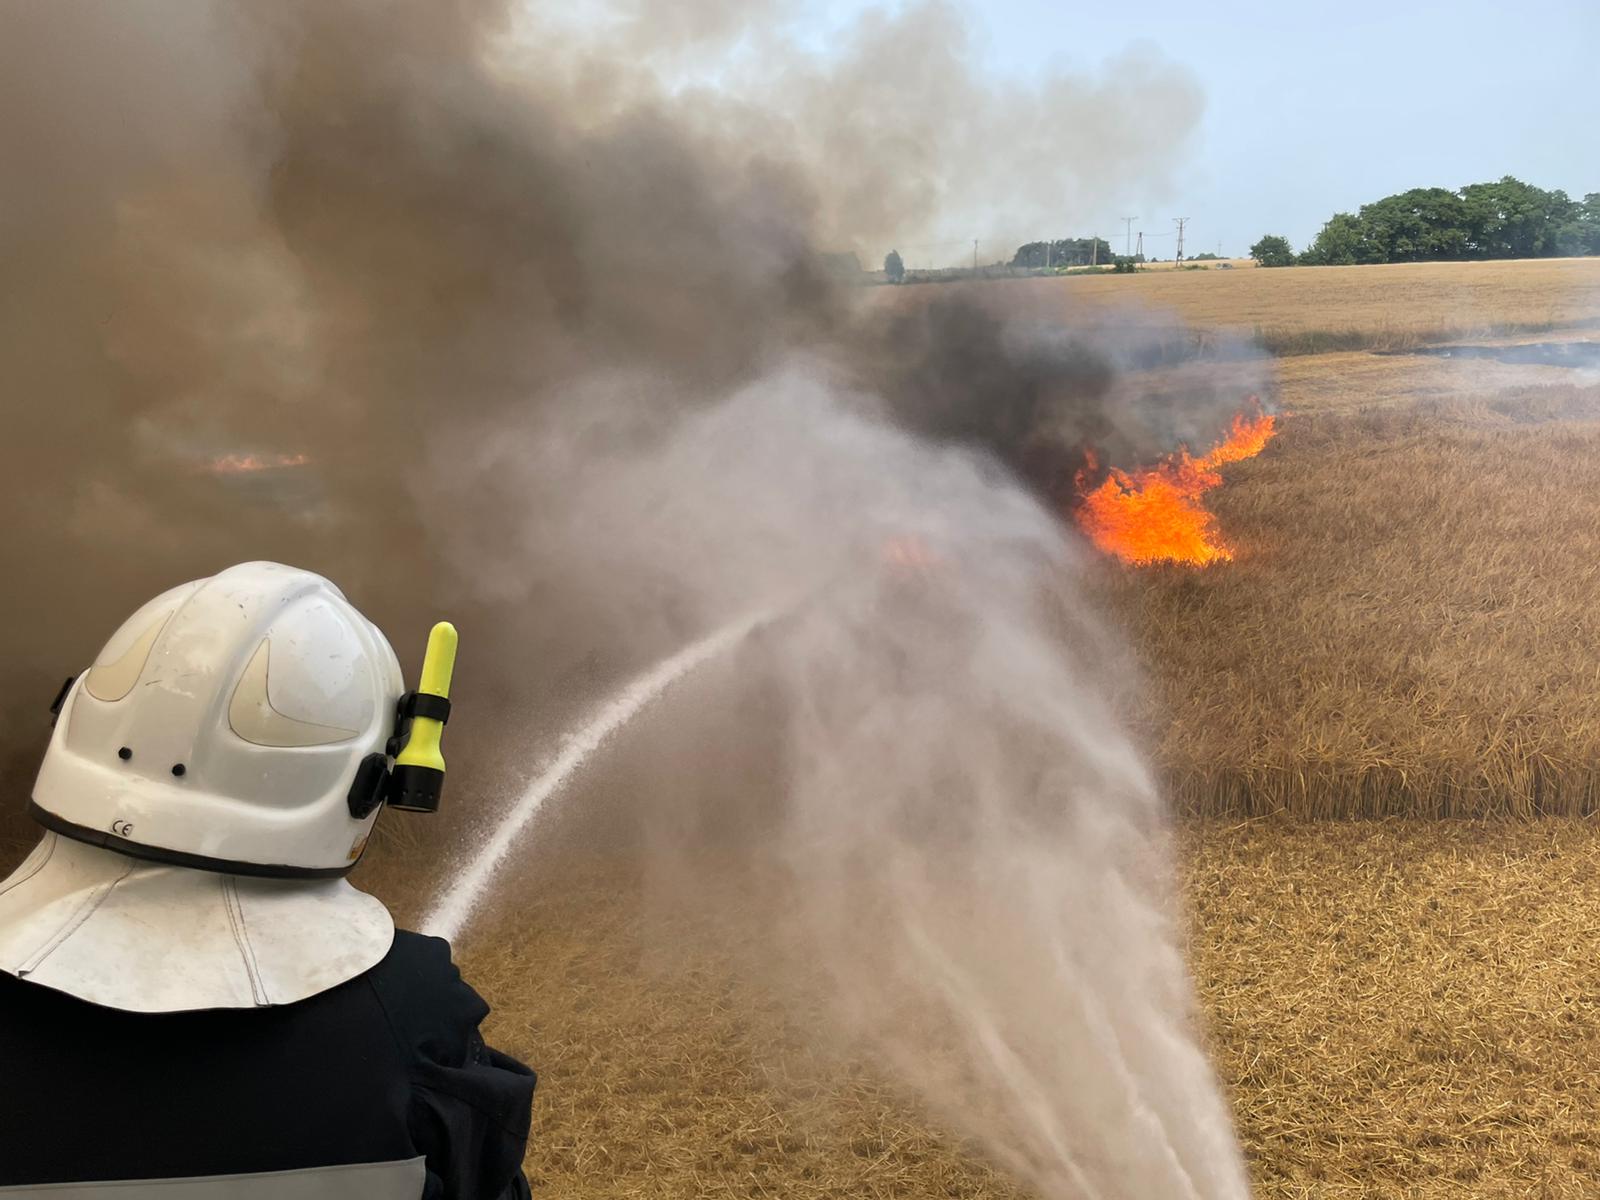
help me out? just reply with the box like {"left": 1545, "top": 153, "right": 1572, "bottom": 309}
{"left": 0, "top": 1158, "right": 427, "bottom": 1199}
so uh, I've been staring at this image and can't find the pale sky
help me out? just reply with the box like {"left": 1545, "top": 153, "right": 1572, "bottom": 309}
{"left": 799, "top": 0, "right": 1600, "bottom": 255}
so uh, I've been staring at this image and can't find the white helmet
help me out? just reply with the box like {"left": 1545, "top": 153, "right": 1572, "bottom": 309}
{"left": 32, "top": 561, "right": 403, "bottom": 876}
{"left": 0, "top": 562, "right": 425, "bottom": 1012}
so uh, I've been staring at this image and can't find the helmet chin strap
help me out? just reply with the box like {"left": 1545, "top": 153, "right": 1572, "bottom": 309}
{"left": 48, "top": 676, "right": 76, "bottom": 727}
{"left": 26, "top": 800, "right": 354, "bottom": 880}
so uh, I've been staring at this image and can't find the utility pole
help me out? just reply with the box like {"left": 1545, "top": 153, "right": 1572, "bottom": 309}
{"left": 1174, "top": 217, "right": 1189, "bottom": 262}
{"left": 1122, "top": 216, "right": 1138, "bottom": 257}
{"left": 1091, "top": 234, "right": 1098, "bottom": 267}
{"left": 973, "top": 239, "right": 979, "bottom": 274}
{"left": 1135, "top": 230, "right": 1144, "bottom": 260}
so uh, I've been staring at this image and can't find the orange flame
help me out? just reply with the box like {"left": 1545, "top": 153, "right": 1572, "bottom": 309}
{"left": 881, "top": 534, "right": 940, "bottom": 571}
{"left": 205, "top": 452, "right": 311, "bottom": 475}
{"left": 1074, "top": 405, "right": 1276, "bottom": 566}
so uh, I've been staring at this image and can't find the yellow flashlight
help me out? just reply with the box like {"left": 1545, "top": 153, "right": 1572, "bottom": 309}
{"left": 389, "top": 622, "right": 457, "bottom": 813}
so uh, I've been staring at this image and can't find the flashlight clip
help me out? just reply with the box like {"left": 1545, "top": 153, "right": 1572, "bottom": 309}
{"left": 387, "top": 690, "right": 451, "bottom": 756}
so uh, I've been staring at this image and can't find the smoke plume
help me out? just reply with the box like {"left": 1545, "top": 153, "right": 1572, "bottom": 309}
{"left": 480, "top": 373, "right": 1251, "bottom": 1195}
{"left": 0, "top": 0, "right": 1245, "bottom": 741}
{"left": 0, "top": 2, "right": 1258, "bottom": 1195}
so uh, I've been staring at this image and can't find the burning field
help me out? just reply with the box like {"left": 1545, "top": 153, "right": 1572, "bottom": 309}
{"left": 370, "top": 316, "right": 1600, "bottom": 1196}
{"left": 1074, "top": 406, "right": 1277, "bottom": 567}
{"left": 374, "top": 298, "right": 1600, "bottom": 1197}
{"left": 1107, "top": 349, "right": 1600, "bottom": 819}
{"left": 7, "top": 2, "right": 1600, "bottom": 1198}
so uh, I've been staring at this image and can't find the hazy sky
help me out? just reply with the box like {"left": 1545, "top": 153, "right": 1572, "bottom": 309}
{"left": 798, "top": 0, "right": 1600, "bottom": 256}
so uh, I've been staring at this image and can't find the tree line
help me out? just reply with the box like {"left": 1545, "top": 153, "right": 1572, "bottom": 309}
{"left": 1251, "top": 177, "right": 1600, "bottom": 267}
{"left": 1010, "top": 237, "right": 1116, "bottom": 268}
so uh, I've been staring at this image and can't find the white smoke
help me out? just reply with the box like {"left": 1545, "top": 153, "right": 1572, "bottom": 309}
{"left": 0, "top": 2, "right": 1248, "bottom": 1190}
{"left": 444, "top": 364, "right": 1250, "bottom": 1198}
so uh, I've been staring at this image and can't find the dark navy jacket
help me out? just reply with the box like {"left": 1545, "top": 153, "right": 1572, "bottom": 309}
{"left": 0, "top": 931, "right": 534, "bottom": 1198}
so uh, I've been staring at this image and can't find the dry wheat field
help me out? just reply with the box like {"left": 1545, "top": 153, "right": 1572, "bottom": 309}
{"left": 1057, "top": 257, "right": 1600, "bottom": 353}
{"left": 13, "top": 259, "right": 1600, "bottom": 1198}
{"left": 394, "top": 817, "right": 1600, "bottom": 1200}
{"left": 1111, "top": 370, "right": 1600, "bottom": 818}
{"left": 428, "top": 260, "right": 1600, "bottom": 1196}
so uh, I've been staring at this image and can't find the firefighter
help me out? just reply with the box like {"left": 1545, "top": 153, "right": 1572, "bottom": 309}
{"left": 0, "top": 562, "right": 534, "bottom": 1198}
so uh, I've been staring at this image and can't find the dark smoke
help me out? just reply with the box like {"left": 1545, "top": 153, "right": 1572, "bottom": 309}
{"left": 861, "top": 291, "right": 1271, "bottom": 510}
{"left": 0, "top": 0, "right": 1246, "bottom": 822}
{"left": 0, "top": 6, "right": 1262, "bottom": 1192}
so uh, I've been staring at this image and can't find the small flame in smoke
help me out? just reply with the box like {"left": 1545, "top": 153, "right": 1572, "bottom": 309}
{"left": 204, "top": 452, "right": 311, "bottom": 475}
{"left": 880, "top": 534, "right": 941, "bottom": 573}
{"left": 1074, "top": 404, "right": 1276, "bottom": 566}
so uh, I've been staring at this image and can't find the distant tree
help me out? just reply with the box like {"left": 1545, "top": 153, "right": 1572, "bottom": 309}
{"left": 1554, "top": 194, "right": 1600, "bottom": 257}
{"left": 1011, "top": 237, "right": 1115, "bottom": 269}
{"left": 1458, "top": 177, "right": 1572, "bottom": 258}
{"left": 1191, "top": 251, "right": 1220, "bottom": 261}
{"left": 1583, "top": 194, "right": 1600, "bottom": 246}
{"left": 884, "top": 249, "right": 905, "bottom": 283}
{"left": 1249, "top": 235, "right": 1296, "bottom": 267}
{"left": 1359, "top": 188, "right": 1473, "bottom": 260}
{"left": 1300, "top": 212, "right": 1368, "bottom": 265}
{"left": 1011, "top": 241, "right": 1049, "bottom": 268}
{"left": 1298, "top": 177, "right": 1593, "bottom": 266}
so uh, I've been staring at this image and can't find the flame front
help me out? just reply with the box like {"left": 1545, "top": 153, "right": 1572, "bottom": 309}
{"left": 1074, "top": 407, "right": 1276, "bottom": 567}
{"left": 205, "top": 452, "right": 311, "bottom": 474}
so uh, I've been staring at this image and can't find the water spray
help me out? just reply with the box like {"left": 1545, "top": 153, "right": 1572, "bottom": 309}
{"left": 421, "top": 612, "right": 768, "bottom": 943}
